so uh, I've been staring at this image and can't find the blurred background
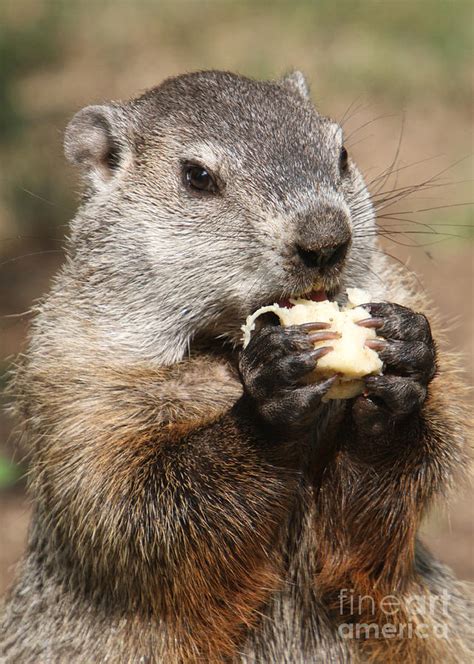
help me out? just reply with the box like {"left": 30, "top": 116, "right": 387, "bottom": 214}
{"left": 0, "top": 0, "right": 472, "bottom": 594}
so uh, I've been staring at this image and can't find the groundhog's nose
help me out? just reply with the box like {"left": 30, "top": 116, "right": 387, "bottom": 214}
{"left": 296, "top": 240, "right": 350, "bottom": 270}
{"left": 295, "top": 203, "right": 351, "bottom": 270}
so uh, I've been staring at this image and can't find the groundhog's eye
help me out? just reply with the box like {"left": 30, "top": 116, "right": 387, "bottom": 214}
{"left": 183, "top": 162, "right": 219, "bottom": 194}
{"left": 339, "top": 146, "right": 349, "bottom": 174}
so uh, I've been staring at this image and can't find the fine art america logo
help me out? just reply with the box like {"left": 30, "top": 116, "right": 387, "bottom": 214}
{"left": 337, "top": 589, "right": 451, "bottom": 640}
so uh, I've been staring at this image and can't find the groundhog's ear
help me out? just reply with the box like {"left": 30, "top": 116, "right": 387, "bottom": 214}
{"left": 64, "top": 104, "right": 131, "bottom": 189}
{"left": 279, "top": 71, "right": 310, "bottom": 99}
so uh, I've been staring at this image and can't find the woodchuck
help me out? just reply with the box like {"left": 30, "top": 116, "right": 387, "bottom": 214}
{"left": 0, "top": 70, "right": 471, "bottom": 663}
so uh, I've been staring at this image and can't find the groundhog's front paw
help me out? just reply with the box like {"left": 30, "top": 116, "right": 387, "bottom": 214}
{"left": 351, "top": 302, "right": 436, "bottom": 437}
{"left": 239, "top": 322, "right": 339, "bottom": 436}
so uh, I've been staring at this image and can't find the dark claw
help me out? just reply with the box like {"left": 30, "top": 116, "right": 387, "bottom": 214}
{"left": 356, "top": 317, "right": 384, "bottom": 329}
{"left": 318, "top": 374, "right": 340, "bottom": 392}
{"left": 299, "top": 321, "right": 331, "bottom": 331}
{"left": 307, "top": 331, "right": 341, "bottom": 344}
{"left": 310, "top": 346, "right": 334, "bottom": 361}
{"left": 297, "top": 373, "right": 340, "bottom": 405}
{"left": 365, "top": 338, "right": 387, "bottom": 351}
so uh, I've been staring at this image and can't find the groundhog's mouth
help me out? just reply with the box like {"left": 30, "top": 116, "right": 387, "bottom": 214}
{"left": 252, "top": 289, "right": 331, "bottom": 332}
{"left": 276, "top": 289, "right": 327, "bottom": 309}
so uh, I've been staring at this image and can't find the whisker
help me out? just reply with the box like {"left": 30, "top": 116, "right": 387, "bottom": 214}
{"left": 1, "top": 310, "right": 34, "bottom": 319}
{"left": 352, "top": 243, "right": 425, "bottom": 289}
{"left": 0, "top": 250, "right": 63, "bottom": 269}
{"left": 381, "top": 201, "right": 473, "bottom": 215}
{"left": 372, "top": 113, "right": 406, "bottom": 196}
{"left": 20, "top": 188, "right": 57, "bottom": 207}
{"left": 338, "top": 97, "right": 369, "bottom": 127}
{"left": 344, "top": 113, "right": 398, "bottom": 143}
{"left": 345, "top": 134, "right": 375, "bottom": 149}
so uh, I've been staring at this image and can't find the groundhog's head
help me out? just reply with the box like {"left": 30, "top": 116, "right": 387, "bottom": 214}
{"left": 65, "top": 70, "right": 375, "bottom": 357}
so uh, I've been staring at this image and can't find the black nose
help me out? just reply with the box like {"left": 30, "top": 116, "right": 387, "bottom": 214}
{"left": 296, "top": 240, "right": 349, "bottom": 269}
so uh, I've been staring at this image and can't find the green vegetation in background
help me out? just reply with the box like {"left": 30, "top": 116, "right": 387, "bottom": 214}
{"left": 0, "top": 0, "right": 471, "bottom": 242}
{"left": 0, "top": 358, "right": 23, "bottom": 489}
{"left": 142, "top": 0, "right": 473, "bottom": 105}
{"left": 0, "top": 3, "right": 63, "bottom": 141}
{"left": 0, "top": 2, "right": 74, "bottom": 238}
{"left": 0, "top": 458, "right": 23, "bottom": 489}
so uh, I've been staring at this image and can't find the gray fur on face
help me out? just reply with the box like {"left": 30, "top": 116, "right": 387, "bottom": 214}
{"left": 57, "top": 70, "right": 376, "bottom": 365}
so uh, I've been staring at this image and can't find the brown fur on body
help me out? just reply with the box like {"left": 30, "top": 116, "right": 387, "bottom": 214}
{"left": 2, "top": 272, "right": 471, "bottom": 664}
{"left": 1, "top": 71, "right": 472, "bottom": 663}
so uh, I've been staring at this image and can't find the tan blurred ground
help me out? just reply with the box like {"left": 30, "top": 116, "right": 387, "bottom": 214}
{"left": 0, "top": 1, "right": 472, "bottom": 596}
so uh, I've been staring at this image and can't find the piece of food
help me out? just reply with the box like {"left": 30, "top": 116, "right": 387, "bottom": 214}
{"left": 241, "top": 288, "right": 383, "bottom": 400}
